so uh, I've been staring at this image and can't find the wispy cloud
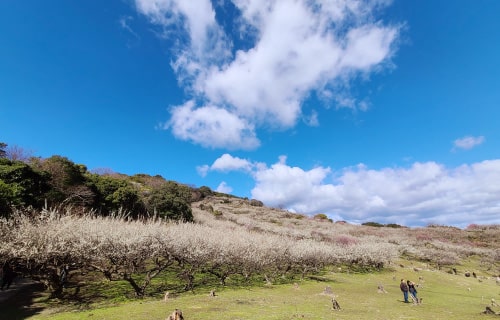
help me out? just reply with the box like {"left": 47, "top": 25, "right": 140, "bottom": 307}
{"left": 119, "top": 16, "right": 137, "bottom": 36}
{"left": 200, "top": 154, "right": 500, "bottom": 227}
{"left": 453, "top": 135, "right": 485, "bottom": 151}
{"left": 303, "top": 110, "right": 319, "bottom": 127}
{"left": 119, "top": 16, "right": 140, "bottom": 47}
{"left": 134, "top": 0, "right": 400, "bottom": 149}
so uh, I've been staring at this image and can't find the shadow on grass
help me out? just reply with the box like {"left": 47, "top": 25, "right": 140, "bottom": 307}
{"left": 0, "top": 281, "right": 46, "bottom": 320}
{"left": 0, "top": 279, "right": 122, "bottom": 319}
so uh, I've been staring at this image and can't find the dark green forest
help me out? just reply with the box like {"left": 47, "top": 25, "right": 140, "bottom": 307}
{"left": 0, "top": 142, "right": 215, "bottom": 221}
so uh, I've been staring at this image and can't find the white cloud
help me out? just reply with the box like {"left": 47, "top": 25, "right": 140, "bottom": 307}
{"left": 134, "top": 0, "right": 218, "bottom": 52}
{"left": 166, "top": 100, "right": 260, "bottom": 149}
{"left": 134, "top": 0, "right": 400, "bottom": 149}
{"left": 303, "top": 110, "right": 319, "bottom": 127}
{"left": 341, "top": 24, "right": 397, "bottom": 69}
{"left": 197, "top": 153, "right": 254, "bottom": 177}
{"left": 453, "top": 135, "right": 485, "bottom": 150}
{"left": 216, "top": 181, "right": 233, "bottom": 193}
{"left": 196, "top": 164, "right": 210, "bottom": 177}
{"left": 135, "top": 0, "right": 231, "bottom": 88}
{"left": 211, "top": 153, "right": 253, "bottom": 172}
{"left": 119, "top": 16, "right": 139, "bottom": 39}
{"left": 119, "top": 16, "right": 141, "bottom": 48}
{"left": 202, "top": 154, "right": 500, "bottom": 227}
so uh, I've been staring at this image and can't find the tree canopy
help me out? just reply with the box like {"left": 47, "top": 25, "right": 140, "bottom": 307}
{"left": 0, "top": 141, "right": 210, "bottom": 221}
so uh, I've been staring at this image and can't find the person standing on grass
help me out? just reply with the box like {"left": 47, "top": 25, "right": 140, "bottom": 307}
{"left": 407, "top": 280, "right": 418, "bottom": 303}
{"left": 400, "top": 279, "right": 409, "bottom": 303}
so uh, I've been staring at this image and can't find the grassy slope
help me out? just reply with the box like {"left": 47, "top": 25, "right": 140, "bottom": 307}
{"left": 28, "top": 261, "right": 499, "bottom": 320}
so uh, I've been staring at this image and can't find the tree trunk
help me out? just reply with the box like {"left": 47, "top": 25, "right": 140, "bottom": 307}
{"left": 123, "top": 273, "right": 144, "bottom": 297}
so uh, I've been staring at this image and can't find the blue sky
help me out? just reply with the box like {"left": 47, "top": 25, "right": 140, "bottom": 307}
{"left": 1, "top": 0, "right": 500, "bottom": 227}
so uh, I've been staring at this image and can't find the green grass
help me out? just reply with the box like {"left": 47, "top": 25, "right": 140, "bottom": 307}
{"left": 25, "top": 262, "right": 500, "bottom": 320}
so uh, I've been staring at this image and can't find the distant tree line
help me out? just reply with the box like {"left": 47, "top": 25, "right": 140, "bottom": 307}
{"left": 0, "top": 142, "right": 214, "bottom": 221}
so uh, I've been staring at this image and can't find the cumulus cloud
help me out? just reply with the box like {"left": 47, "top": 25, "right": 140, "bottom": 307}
{"left": 453, "top": 135, "right": 485, "bottom": 150}
{"left": 197, "top": 153, "right": 254, "bottom": 176}
{"left": 134, "top": 0, "right": 400, "bottom": 149}
{"left": 216, "top": 181, "right": 233, "bottom": 193}
{"left": 165, "top": 100, "right": 260, "bottom": 150}
{"left": 211, "top": 153, "right": 253, "bottom": 172}
{"left": 201, "top": 155, "right": 500, "bottom": 227}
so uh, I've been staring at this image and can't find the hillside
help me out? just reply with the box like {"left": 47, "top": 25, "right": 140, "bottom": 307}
{"left": 194, "top": 195, "right": 500, "bottom": 263}
{"left": 0, "top": 194, "right": 499, "bottom": 319}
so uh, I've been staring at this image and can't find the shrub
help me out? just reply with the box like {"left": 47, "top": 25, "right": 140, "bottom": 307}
{"left": 146, "top": 182, "right": 193, "bottom": 222}
{"left": 200, "top": 203, "right": 214, "bottom": 213}
{"left": 385, "top": 223, "right": 403, "bottom": 228}
{"left": 0, "top": 158, "right": 49, "bottom": 215}
{"left": 249, "top": 199, "right": 264, "bottom": 207}
{"left": 466, "top": 223, "right": 480, "bottom": 230}
{"left": 198, "top": 186, "right": 213, "bottom": 198}
{"left": 313, "top": 213, "right": 331, "bottom": 222}
{"left": 362, "top": 221, "right": 384, "bottom": 227}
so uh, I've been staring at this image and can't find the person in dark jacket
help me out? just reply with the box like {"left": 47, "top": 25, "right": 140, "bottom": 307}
{"left": 407, "top": 280, "right": 418, "bottom": 303}
{"left": 400, "top": 279, "right": 409, "bottom": 303}
{"left": 60, "top": 265, "right": 69, "bottom": 288}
